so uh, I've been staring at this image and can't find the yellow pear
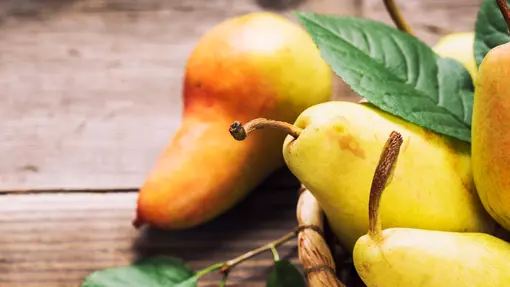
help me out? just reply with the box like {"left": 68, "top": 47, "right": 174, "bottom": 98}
{"left": 229, "top": 101, "right": 496, "bottom": 252}
{"left": 433, "top": 32, "right": 477, "bottom": 82}
{"left": 472, "top": 41, "right": 510, "bottom": 231}
{"left": 353, "top": 131, "right": 510, "bottom": 287}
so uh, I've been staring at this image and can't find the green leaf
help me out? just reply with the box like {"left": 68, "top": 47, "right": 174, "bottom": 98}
{"left": 294, "top": 12, "right": 474, "bottom": 142}
{"left": 81, "top": 256, "right": 198, "bottom": 287}
{"left": 266, "top": 260, "right": 306, "bottom": 287}
{"left": 474, "top": 0, "right": 510, "bottom": 67}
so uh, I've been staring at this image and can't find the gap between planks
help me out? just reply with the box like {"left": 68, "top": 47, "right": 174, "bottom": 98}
{"left": 0, "top": 173, "right": 304, "bottom": 287}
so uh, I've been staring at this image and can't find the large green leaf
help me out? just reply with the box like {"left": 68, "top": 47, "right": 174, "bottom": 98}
{"left": 81, "top": 257, "right": 198, "bottom": 287}
{"left": 474, "top": 0, "right": 510, "bottom": 66}
{"left": 295, "top": 12, "right": 474, "bottom": 142}
{"left": 266, "top": 260, "right": 306, "bottom": 287}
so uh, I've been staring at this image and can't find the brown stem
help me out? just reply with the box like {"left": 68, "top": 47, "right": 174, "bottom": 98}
{"left": 383, "top": 0, "right": 414, "bottom": 35}
{"left": 229, "top": 118, "right": 302, "bottom": 141}
{"left": 219, "top": 230, "right": 297, "bottom": 274}
{"left": 368, "top": 131, "right": 404, "bottom": 240}
{"left": 497, "top": 0, "right": 510, "bottom": 33}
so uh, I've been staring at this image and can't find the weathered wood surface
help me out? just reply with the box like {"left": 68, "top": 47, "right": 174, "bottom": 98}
{"left": 0, "top": 0, "right": 484, "bottom": 191}
{"left": 0, "top": 0, "right": 487, "bottom": 286}
{"left": 0, "top": 0, "right": 360, "bottom": 192}
{"left": 0, "top": 169, "right": 307, "bottom": 287}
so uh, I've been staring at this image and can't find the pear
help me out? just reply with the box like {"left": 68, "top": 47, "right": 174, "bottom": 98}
{"left": 230, "top": 101, "right": 496, "bottom": 252}
{"left": 133, "top": 12, "right": 332, "bottom": 229}
{"left": 352, "top": 131, "right": 510, "bottom": 287}
{"left": 472, "top": 41, "right": 510, "bottom": 232}
{"left": 433, "top": 32, "right": 477, "bottom": 82}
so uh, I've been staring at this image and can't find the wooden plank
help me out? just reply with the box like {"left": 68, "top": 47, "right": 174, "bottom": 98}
{"left": 0, "top": 169, "right": 308, "bottom": 287}
{"left": 0, "top": 0, "right": 360, "bottom": 192}
{"left": 362, "top": 0, "right": 483, "bottom": 45}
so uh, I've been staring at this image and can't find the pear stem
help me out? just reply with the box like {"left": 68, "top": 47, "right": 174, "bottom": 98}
{"left": 368, "top": 131, "right": 404, "bottom": 240}
{"left": 497, "top": 0, "right": 510, "bottom": 33}
{"left": 383, "top": 0, "right": 414, "bottom": 35}
{"left": 229, "top": 118, "right": 302, "bottom": 141}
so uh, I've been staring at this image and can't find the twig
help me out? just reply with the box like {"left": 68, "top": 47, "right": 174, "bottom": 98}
{"left": 219, "top": 273, "right": 229, "bottom": 287}
{"left": 270, "top": 244, "right": 280, "bottom": 261}
{"left": 497, "top": 0, "right": 510, "bottom": 33}
{"left": 383, "top": 0, "right": 414, "bottom": 35}
{"left": 219, "top": 230, "right": 297, "bottom": 274}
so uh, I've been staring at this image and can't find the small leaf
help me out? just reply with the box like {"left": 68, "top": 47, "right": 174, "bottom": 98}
{"left": 266, "top": 260, "right": 306, "bottom": 287}
{"left": 81, "top": 256, "right": 198, "bottom": 287}
{"left": 474, "top": 0, "right": 510, "bottom": 67}
{"left": 294, "top": 12, "right": 474, "bottom": 142}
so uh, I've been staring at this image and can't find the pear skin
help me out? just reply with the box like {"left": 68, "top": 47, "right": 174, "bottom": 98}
{"left": 281, "top": 101, "right": 495, "bottom": 251}
{"left": 433, "top": 32, "right": 477, "bottom": 82}
{"left": 354, "top": 229, "right": 510, "bottom": 287}
{"left": 472, "top": 41, "right": 510, "bottom": 232}
{"left": 133, "top": 12, "right": 332, "bottom": 229}
{"left": 353, "top": 132, "right": 510, "bottom": 287}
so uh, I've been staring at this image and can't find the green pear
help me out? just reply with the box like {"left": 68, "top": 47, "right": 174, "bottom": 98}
{"left": 472, "top": 41, "right": 510, "bottom": 232}
{"left": 352, "top": 131, "right": 510, "bottom": 287}
{"left": 229, "top": 101, "right": 496, "bottom": 252}
{"left": 433, "top": 32, "right": 477, "bottom": 82}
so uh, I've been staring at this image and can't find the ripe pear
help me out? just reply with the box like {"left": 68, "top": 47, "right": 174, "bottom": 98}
{"left": 353, "top": 131, "right": 510, "bottom": 287}
{"left": 133, "top": 12, "right": 332, "bottom": 229}
{"left": 433, "top": 32, "right": 477, "bottom": 82}
{"left": 472, "top": 41, "right": 510, "bottom": 232}
{"left": 230, "top": 101, "right": 496, "bottom": 252}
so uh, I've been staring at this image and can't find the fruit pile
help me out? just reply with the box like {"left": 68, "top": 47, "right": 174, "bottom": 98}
{"left": 84, "top": 0, "right": 510, "bottom": 286}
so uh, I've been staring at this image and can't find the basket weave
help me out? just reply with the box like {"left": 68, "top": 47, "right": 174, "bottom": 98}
{"left": 296, "top": 184, "right": 346, "bottom": 287}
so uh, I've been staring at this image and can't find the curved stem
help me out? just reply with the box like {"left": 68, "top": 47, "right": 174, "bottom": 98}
{"left": 196, "top": 262, "right": 224, "bottom": 278}
{"left": 219, "top": 273, "right": 229, "bottom": 287}
{"left": 229, "top": 118, "right": 302, "bottom": 141}
{"left": 368, "top": 131, "right": 403, "bottom": 240}
{"left": 270, "top": 244, "right": 280, "bottom": 262}
{"left": 195, "top": 228, "right": 298, "bottom": 284}
{"left": 383, "top": 0, "right": 414, "bottom": 35}
{"left": 497, "top": 0, "right": 510, "bottom": 33}
{"left": 220, "top": 230, "right": 297, "bottom": 274}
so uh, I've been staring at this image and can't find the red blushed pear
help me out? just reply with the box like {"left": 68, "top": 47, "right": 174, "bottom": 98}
{"left": 471, "top": 41, "right": 510, "bottom": 231}
{"left": 133, "top": 12, "right": 333, "bottom": 229}
{"left": 471, "top": 1, "right": 510, "bottom": 232}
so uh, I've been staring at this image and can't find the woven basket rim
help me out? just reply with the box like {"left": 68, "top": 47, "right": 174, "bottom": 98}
{"left": 296, "top": 184, "right": 346, "bottom": 287}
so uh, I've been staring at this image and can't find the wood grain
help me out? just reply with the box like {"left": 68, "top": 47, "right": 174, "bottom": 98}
{"left": 0, "top": 0, "right": 360, "bottom": 191}
{"left": 0, "top": 169, "right": 307, "bottom": 287}
{"left": 0, "top": 1, "right": 486, "bottom": 286}
{"left": 363, "top": 0, "right": 483, "bottom": 45}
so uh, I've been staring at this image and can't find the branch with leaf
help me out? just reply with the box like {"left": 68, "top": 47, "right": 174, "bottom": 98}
{"left": 81, "top": 184, "right": 340, "bottom": 287}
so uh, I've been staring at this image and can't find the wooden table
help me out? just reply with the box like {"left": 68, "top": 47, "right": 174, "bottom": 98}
{"left": 0, "top": 0, "right": 482, "bottom": 286}
{"left": 1, "top": 168, "right": 305, "bottom": 287}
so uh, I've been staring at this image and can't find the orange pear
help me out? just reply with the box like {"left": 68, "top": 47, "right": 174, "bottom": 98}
{"left": 133, "top": 12, "right": 332, "bottom": 229}
{"left": 472, "top": 41, "right": 510, "bottom": 231}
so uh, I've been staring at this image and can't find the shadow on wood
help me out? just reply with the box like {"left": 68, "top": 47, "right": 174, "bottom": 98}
{"left": 131, "top": 167, "right": 302, "bottom": 284}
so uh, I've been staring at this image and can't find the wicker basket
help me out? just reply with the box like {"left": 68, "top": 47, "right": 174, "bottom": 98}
{"left": 296, "top": 184, "right": 366, "bottom": 287}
